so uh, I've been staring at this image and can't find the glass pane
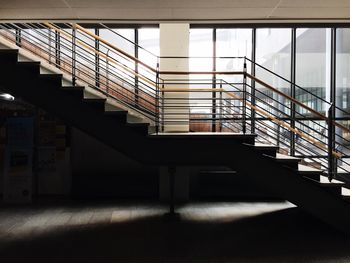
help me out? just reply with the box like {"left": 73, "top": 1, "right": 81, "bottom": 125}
{"left": 216, "top": 28, "right": 252, "bottom": 72}
{"left": 296, "top": 28, "right": 331, "bottom": 114}
{"left": 336, "top": 28, "right": 350, "bottom": 114}
{"left": 336, "top": 28, "right": 350, "bottom": 172}
{"left": 189, "top": 29, "right": 213, "bottom": 131}
{"left": 216, "top": 29, "right": 252, "bottom": 132}
{"left": 138, "top": 28, "right": 159, "bottom": 68}
{"left": 138, "top": 28, "right": 159, "bottom": 112}
{"left": 255, "top": 29, "right": 292, "bottom": 145}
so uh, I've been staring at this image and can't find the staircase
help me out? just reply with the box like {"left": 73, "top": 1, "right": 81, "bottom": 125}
{"left": 1, "top": 23, "right": 350, "bottom": 233}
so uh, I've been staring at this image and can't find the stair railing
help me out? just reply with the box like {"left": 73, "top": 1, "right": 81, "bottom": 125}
{"left": 1, "top": 23, "right": 350, "bottom": 182}
{"left": 0, "top": 22, "right": 161, "bottom": 124}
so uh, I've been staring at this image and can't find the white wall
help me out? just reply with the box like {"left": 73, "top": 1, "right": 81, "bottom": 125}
{"left": 160, "top": 24, "right": 189, "bottom": 132}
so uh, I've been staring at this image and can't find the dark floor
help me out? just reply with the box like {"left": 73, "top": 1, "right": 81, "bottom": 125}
{"left": 0, "top": 200, "right": 349, "bottom": 263}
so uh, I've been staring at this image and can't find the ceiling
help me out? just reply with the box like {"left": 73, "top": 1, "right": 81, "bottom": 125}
{"left": 1, "top": 0, "right": 350, "bottom": 22}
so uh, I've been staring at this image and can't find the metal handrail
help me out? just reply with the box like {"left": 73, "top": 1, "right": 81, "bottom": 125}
{"left": 1, "top": 22, "right": 350, "bottom": 179}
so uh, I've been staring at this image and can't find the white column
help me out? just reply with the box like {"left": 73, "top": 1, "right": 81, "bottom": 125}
{"left": 160, "top": 24, "right": 189, "bottom": 132}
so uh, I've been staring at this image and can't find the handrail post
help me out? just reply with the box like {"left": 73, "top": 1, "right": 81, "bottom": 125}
{"left": 106, "top": 49, "right": 110, "bottom": 96}
{"left": 72, "top": 24, "right": 77, "bottom": 86}
{"left": 156, "top": 61, "right": 160, "bottom": 134}
{"left": 328, "top": 103, "right": 336, "bottom": 181}
{"left": 95, "top": 28, "right": 100, "bottom": 88}
{"left": 242, "top": 58, "right": 247, "bottom": 134}
{"left": 15, "top": 27, "right": 21, "bottom": 47}
{"left": 55, "top": 29, "right": 61, "bottom": 69}
{"left": 162, "top": 79, "right": 165, "bottom": 133}
{"left": 220, "top": 80, "right": 223, "bottom": 132}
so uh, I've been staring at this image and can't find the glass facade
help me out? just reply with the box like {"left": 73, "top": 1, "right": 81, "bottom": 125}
{"left": 336, "top": 28, "right": 350, "bottom": 114}
{"left": 187, "top": 27, "right": 350, "bottom": 152}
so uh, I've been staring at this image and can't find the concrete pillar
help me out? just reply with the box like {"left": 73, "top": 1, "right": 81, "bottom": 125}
{"left": 160, "top": 24, "right": 189, "bottom": 132}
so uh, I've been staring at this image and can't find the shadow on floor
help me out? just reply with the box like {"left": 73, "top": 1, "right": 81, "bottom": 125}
{"left": 0, "top": 207, "right": 349, "bottom": 263}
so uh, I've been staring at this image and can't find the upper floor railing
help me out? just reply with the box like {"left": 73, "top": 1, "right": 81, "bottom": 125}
{"left": 0, "top": 22, "right": 349, "bottom": 183}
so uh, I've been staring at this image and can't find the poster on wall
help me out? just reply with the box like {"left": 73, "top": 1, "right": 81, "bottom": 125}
{"left": 3, "top": 117, "right": 34, "bottom": 203}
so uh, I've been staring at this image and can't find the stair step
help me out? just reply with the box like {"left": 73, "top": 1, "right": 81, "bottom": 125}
{"left": 297, "top": 164, "right": 322, "bottom": 181}
{"left": 60, "top": 86, "right": 85, "bottom": 99}
{"left": 243, "top": 142, "right": 278, "bottom": 157}
{"left": 16, "top": 61, "right": 41, "bottom": 75}
{"left": 304, "top": 175, "right": 344, "bottom": 195}
{"left": 104, "top": 110, "right": 128, "bottom": 123}
{"left": 342, "top": 195, "right": 350, "bottom": 202}
{"left": 126, "top": 122, "right": 149, "bottom": 135}
{"left": 342, "top": 188, "right": 350, "bottom": 202}
{"left": 38, "top": 73, "right": 63, "bottom": 86}
{"left": 264, "top": 153, "right": 301, "bottom": 169}
{"left": 0, "top": 49, "right": 18, "bottom": 63}
{"left": 149, "top": 133, "right": 256, "bottom": 143}
{"left": 83, "top": 98, "right": 106, "bottom": 111}
{"left": 199, "top": 170, "right": 237, "bottom": 175}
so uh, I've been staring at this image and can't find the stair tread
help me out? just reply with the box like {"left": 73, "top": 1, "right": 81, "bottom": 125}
{"left": 254, "top": 143, "right": 279, "bottom": 148}
{"left": 342, "top": 188, "right": 350, "bottom": 196}
{"left": 243, "top": 142, "right": 279, "bottom": 149}
{"left": 61, "top": 86, "right": 85, "bottom": 90}
{"left": 83, "top": 98, "right": 106, "bottom": 102}
{"left": 105, "top": 110, "right": 128, "bottom": 115}
{"left": 0, "top": 49, "right": 18, "bottom": 53}
{"left": 276, "top": 153, "right": 300, "bottom": 160}
{"left": 320, "top": 175, "right": 344, "bottom": 185}
{"left": 149, "top": 132, "right": 256, "bottom": 138}
{"left": 337, "top": 169, "right": 350, "bottom": 174}
{"left": 298, "top": 164, "right": 322, "bottom": 173}
{"left": 304, "top": 175, "right": 345, "bottom": 186}
{"left": 38, "top": 73, "right": 62, "bottom": 78}
{"left": 200, "top": 170, "right": 236, "bottom": 174}
{"left": 17, "top": 61, "right": 40, "bottom": 65}
{"left": 126, "top": 122, "right": 149, "bottom": 127}
{"left": 265, "top": 153, "right": 301, "bottom": 163}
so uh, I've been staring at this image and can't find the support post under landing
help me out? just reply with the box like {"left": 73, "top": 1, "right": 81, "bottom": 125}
{"left": 163, "top": 166, "right": 180, "bottom": 221}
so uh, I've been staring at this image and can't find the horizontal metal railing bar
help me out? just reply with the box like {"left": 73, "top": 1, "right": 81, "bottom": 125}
{"left": 246, "top": 57, "right": 328, "bottom": 103}
{"left": 57, "top": 24, "right": 350, "bottom": 154}
{"left": 225, "top": 97, "right": 330, "bottom": 153}
{"left": 10, "top": 23, "right": 348, "bottom": 130}
{"left": 160, "top": 71, "right": 244, "bottom": 75}
{"left": 45, "top": 22, "right": 159, "bottom": 88}
{"left": 246, "top": 73, "right": 350, "bottom": 135}
{"left": 294, "top": 155, "right": 350, "bottom": 158}
{"left": 246, "top": 57, "right": 349, "bottom": 116}
{"left": 245, "top": 90, "right": 330, "bottom": 141}
{"left": 2, "top": 24, "right": 159, "bottom": 99}
{"left": 71, "top": 23, "right": 159, "bottom": 74}
{"left": 5, "top": 22, "right": 350, "bottom": 174}
{"left": 226, "top": 92, "right": 341, "bottom": 158}
{"left": 253, "top": 112, "right": 329, "bottom": 158}
{"left": 0, "top": 27, "right": 160, "bottom": 119}
{"left": 252, "top": 118, "right": 329, "bottom": 168}
{"left": 160, "top": 56, "right": 245, "bottom": 59}
{"left": 229, "top": 88, "right": 330, "bottom": 143}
